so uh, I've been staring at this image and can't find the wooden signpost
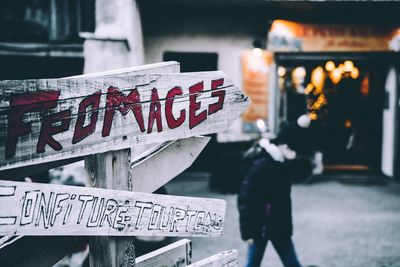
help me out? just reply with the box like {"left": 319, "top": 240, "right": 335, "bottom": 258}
{"left": 0, "top": 62, "right": 247, "bottom": 266}
{"left": 0, "top": 180, "right": 226, "bottom": 237}
{"left": 0, "top": 68, "right": 245, "bottom": 171}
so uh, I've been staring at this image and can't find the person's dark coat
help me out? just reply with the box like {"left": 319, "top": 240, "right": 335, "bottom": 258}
{"left": 237, "top": 149, "right": 312, "bottom": 242}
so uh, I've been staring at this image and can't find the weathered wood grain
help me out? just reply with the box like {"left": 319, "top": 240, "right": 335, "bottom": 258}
{"left": 188, "top": 250, "right": 238, "bottom": 267}
{"left": 0, "top": 62, "right": 180, "bottom": 178}
{"left": 0, "top": 180, "right": 226, "bottom": 237}
{"left": 136, "top": 239, "right": 192, "bottom": 267}
{"left": 85, "top": 148, "right": 135, "bottom": 267}
{"left": 0, "top": 68, "right": 247, "bottom": 171}
{"left": 131, "top": 136, "right": 210, "bottom": 193}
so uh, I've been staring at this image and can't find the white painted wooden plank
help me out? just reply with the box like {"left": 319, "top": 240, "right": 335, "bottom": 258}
{"left": 131, "top": 136, "right": 210, "bottom": 193}
{"left": 0, "top": 69, "right": 247, "bottom": 171}
{"left": 0, "top": 180, "right": 226, "bottom": 237}
{"left": 0, "top": 62, "right": 180, "bottom": 177}
{"left": 188, "top": 250, "right": 238, "bottom": 267}
{"left": 136, "top": 239, "right": 192, "bottom": 267}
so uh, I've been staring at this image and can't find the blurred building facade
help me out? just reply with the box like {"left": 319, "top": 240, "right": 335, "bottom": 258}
{"left": 1, "top": 0, "right": 400, "bottom": 182}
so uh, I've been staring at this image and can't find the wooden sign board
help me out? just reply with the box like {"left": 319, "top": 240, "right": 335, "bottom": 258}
{"left": 0, "top": 136, "right": 208, "bottom": 185}
{"left": 188, "top": 250, "right": 238, "bottom": 267}
{"left": 0, "top": 180, "right": 226, "bottom": 237}
{"left": 131, "top": 136, "right": 210, "bottom": 193}
{"left": 0, "top": 67, "right": 247, "bottom": 171}
{"left": 136, "top": 239, "right": 192, "bottom": 267}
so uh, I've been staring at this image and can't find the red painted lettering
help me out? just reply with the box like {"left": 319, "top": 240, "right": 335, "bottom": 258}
{"left": 102, "top": 86, "right": 145, "bottom": 137}
{"left": 72, "top": 91, "right": 101, "bottom": 144}
{"left": 208, "top": 78, "right": 225, "bottom": 115}
{"left": 189, "top": 82, "right": 207, "bottom": 129}
{"left": 147, "top": 88, "right": 163, "bottom": 133}
{"left": 37, "top": 110, "right": 71, "bottom": 153}
{"left": 165, "top": 87, "right": 185, "bottom": 129}
{"left": 6, "top": 91, "right": 60, "bottom": 158}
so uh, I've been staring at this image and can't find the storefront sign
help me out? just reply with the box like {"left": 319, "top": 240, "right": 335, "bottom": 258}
{"left": 241, "top": 49, "right": 273, "bottom": 122}
{"left": 268, "top": 20, "right": 398, "bottom": 52}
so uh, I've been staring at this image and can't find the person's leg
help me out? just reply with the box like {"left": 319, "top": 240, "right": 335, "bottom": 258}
{"left": 245, "top": 238, "right": 268, "bottom": 267}
{"left": 271, "top": 237, "right": 302, "bottom": 267}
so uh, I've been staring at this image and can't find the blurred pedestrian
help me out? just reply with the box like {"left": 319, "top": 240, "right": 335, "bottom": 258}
{"left": 238, "top": 115, "right": 315, "bottom": 267}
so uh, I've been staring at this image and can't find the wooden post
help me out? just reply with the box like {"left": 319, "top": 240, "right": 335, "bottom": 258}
{"left": 85, "top": 149, "right": 135, "bottom": 267}
{"left": 0, "top": 61, "right": 246, "bottom": 266}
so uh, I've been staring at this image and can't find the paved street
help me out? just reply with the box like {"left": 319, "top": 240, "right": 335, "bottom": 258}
{"left": 164, "top": 174, "right": 400, "bottom": 267}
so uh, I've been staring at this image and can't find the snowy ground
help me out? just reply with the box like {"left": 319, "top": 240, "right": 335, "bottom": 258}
{"left": 164, "top": 174, "right": 400, "bottom": 267}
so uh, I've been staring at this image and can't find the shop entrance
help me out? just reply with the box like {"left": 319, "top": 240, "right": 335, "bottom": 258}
{"left": 275, "top": 52, "right": 398, "bottom": 173}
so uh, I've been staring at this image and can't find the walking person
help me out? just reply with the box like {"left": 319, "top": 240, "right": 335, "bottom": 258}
{"left": 238, "top": 116, "right": 315, "bottom": 267}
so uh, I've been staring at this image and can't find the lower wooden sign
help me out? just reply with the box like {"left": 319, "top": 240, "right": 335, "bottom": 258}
{"left": 136, "top": 239, "right": 192, "bottom": 267}
{"left": 188, "top": 250, "right": 238, "bottom": 267}
{"left": 0, "top": 180, "right": 226, "bottom": 237}
{"left": 131, "top": 136, "right": 210, "bottom": 193}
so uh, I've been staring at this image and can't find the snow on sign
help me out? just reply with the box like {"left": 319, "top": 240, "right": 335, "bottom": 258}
{"left": 0, "top": 180, "right": 226, "bottom": 237}
{"left": 0, "top": 65, "right": 247, "bottom": 171}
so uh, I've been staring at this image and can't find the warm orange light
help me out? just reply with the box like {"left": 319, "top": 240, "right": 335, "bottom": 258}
{"left": 270, "top": 20, "right": 297, "bottom": 38}
{"left": 305, "top": 83, "right": 314, "bottom": 95}
{"left": 325, "top": 61, "right": 335, "bottom": 72}
{"left": 252, "top": 48, "right": 263, "bottom": 57}
{"left": 278, "top": 66, "right": 286, "bottom": 77}
{"left": 361, "top": 73, "right": 369, "bottom": 96}
{"left": 309, "top": 112, "right": 318, "bottom": 120}
{"left": 345, "top": 119, "right": 352, "bottom": 128}
{"left": 344, "top": 60, "right": 354, "bottom": 72}
{"left": 330, "top": 68, "right": 342, "bottom": 84}
{"left": 317, "top": 94, "right": 327, "bottom": 105}
{"left": 338, "top": 64, "right": 344, "bottom": 73}
{"left": 311, "top": 66, "right": 325, "bottom": 94}
{"left": 350, "top": 67, "right": 359, "bottom": 79}
{"left": 292, "top": 66, "right": 306, "bottom": 86}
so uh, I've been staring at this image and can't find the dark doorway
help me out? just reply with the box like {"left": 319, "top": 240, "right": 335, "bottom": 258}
{"left": 0, "top": 55, "right": 83, "bottom": 80}
{"left": 163, "top": 51, "right": 218, "bottom": 72}
{"left": 323, "top": 64, "right": 385, "bottom": 171}
{"left": 275, "top": 52, "right": 397, "bottom": 173}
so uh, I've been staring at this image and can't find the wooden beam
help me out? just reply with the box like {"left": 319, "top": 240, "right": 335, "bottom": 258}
{"left": 0, "top": 67, "right": 246, "bottom": 172}
{"left": 131, "top": 136, "right": 210, "bottom": 193}
{"left": 188, "top": 250, "right": 238, "bottom": 267}
{"left": 0, "top": 180, "right": 226, "bottom": 237}
{"left": 136, "top": 239, "right": 192, "bottom": 267}
{"left": 85, "top": 148, "right": 135, "bottom": 267}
